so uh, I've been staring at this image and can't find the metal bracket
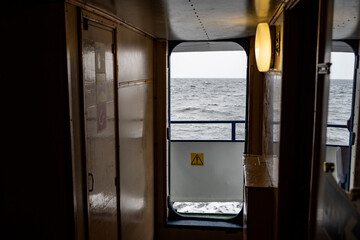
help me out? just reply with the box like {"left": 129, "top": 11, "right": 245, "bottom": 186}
{"left": 318, "top": 62, "right": 332, "bottom": 74}
{"left": 323, "top": 162, "right": 335, "bottom": 173}
{"left": 88, "top": 173, "right": 94, "bottom": 192}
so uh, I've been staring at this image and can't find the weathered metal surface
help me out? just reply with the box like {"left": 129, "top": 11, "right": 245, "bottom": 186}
{"left": 243, "top": 155, "right": 278, "bottom": 188}
{"left": 318, "top": 175, "right": 360, "bottom": 238}
{"left": 243, "top": 155, "right": 278, "bottom": 240}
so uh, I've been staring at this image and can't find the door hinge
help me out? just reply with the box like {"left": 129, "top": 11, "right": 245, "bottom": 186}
{"left": 111, "top": 44, "right": 115, "bottom": 54}
{"left": 115, "top": 176, "right": 119, "bottom": 186}
{"left": 318, "top": 62, "right": 332, "bottom": 74}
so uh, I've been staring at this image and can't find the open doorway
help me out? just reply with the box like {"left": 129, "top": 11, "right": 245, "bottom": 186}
{"left": 168, "top": 42, "right": 248, "bottom": 219}
{"left": 325, "top": 41, "right": 357, "bottom": 191}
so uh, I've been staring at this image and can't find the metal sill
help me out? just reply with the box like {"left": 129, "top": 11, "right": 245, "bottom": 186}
{"left": 166, "top": 219, "right": 243, "bottom": 230}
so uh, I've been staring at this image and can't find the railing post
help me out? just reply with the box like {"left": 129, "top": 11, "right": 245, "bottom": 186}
{"left": 232, "top": 122, "right": 236, "bottom": 141}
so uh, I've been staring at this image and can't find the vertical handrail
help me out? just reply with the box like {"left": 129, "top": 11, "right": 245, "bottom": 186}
{"left": 231, "top": 122, "right": 236, "bottom": 141}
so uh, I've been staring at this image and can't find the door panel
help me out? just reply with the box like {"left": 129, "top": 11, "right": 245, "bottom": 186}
{"left": 82, "top": 19, "right": 118, "bottom": 240}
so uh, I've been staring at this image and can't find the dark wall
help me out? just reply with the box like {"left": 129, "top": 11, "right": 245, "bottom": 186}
{"left": 277, "top": 1, "right": 320, "bottom": 239}
{"left": 0, "top": 2, "right": 75, "bottom": 239}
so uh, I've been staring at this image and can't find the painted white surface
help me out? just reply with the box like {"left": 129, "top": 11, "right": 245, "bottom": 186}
{"left": 325, "top": 145, "right": 351, "bottom": 184}
{"left": 170, "top": 142, "right": 244, "bottom": 202}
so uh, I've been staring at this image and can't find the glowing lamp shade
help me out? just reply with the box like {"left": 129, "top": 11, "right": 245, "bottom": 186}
{"left": 255, "top": 23, "right": 272, "bottom": 72}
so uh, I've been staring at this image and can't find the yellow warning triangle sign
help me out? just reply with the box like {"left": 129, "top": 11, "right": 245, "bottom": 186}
{"left": 191, "top": 153, "right": 204, "bottom": 166}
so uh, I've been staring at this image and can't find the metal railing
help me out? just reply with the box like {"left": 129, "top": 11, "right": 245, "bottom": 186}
{"left": 170, "top": 120, "right": 349, "bottom": 144}
{"left": 326, "top": 123, "right": 349, "bottom": 147}
{"left": 327, "top": 123, "right": 347, "bottom": 129}
{"left": 170, "top": 120, "right": 245, "bottom": 142}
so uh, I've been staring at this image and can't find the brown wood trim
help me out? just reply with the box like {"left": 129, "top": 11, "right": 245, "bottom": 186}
{"left": 81, "top": 9, "right": 117, "bottom": 29}
{"left": 247, "top": 38, "right": 264, "bottom": 155}
{"left": 66, "top": 0, "right": 154, "bottom": 39}
{"left": 65, "top": 3, "right": 87, "bottom": 240}
{"left": 269, "top": 1, "right": 284, "bottom": 25}
{"left": 153, "top": 39, "right": 168, "bottom": 238}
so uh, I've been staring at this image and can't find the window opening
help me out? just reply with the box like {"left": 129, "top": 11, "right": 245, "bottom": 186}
{"left": 326, "top": 46, "right": 356, "bottom": 191}
{"left": 168, "top": 42, "right": 248, "bottom": 220}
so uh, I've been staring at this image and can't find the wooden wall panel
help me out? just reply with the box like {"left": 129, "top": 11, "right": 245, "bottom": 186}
{"left": 117, "top": 25, "right": 154, "bottom": 240}
{"left": 117, "top": 25, "right": 153, "bottom": 83}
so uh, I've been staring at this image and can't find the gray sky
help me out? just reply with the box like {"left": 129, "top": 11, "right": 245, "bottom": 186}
{"left": 170, "top": 51, "right": 247, "bottom": 78}
{"left": 330, "top": 52, "right": 355, "bottom": 79}
{"left": 170, "top": 51, "right": 355, "bottom": 79}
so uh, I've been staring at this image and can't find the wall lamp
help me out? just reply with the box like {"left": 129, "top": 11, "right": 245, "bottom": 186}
{"left": 255, "top": 23, "right": 272, "bottom": 72}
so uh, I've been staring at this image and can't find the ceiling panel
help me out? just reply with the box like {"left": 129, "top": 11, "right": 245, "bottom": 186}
{"left": 332, "top": 0, "right": 360, "bottom": 40}
{"left": 166, "top": 0, "right": 281, "bottom": 40}
{"left": 85, "top": 0, "right": 359, "bottom": 41}
{"left": 86, "top": 0, "right": 282, "bottom": 40}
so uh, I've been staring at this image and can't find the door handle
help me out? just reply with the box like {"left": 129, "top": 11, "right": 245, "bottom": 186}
{"left": 88, "top": 173, "right": 94, "bottom": 192}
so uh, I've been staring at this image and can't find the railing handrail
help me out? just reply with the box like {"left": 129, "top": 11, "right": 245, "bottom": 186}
{"left": 327, "top": 123, "right": 347, "bottom": 128}
{"left": 170, "top": 120, "right": 245, "bottom": 124}
{"left": 171, "top": 120, "right": 347, "bottom": 128}
{"left": 170, "top": 120, "right": 245, "bottom": 141}
{"left": 170, "top": 120, "right": 348, "bottom": 142}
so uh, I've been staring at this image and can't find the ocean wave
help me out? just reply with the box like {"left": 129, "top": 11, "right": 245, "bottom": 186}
{"left": 176, "top": 107, "right": 202, "bottom": 112}
{"left": 173, "top": 202, "right": 242, "bottom": 214}
{"left": 170, "top": 78, "right": 353, "bottom": 145}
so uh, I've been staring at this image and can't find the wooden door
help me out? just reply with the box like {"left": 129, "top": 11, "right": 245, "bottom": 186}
{"left": 82, "top": 17, "right": 118, "bottom": 240}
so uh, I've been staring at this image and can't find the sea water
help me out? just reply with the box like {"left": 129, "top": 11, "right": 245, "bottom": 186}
{"left": 171, "top": 78, "right": 353, "bottom": 145}
{"left": 170, "top": 77, "right": 353, "bottom": 214}
{"left": 171, "top": 78, "right": 247, "bottom": 141}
